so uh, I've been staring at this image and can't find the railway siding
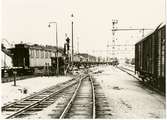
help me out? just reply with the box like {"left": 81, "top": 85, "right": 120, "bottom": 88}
{"left": 2, "top": 76, "right": 80, "bottom": 119}
{"left": 2, "top": 73, "right": 113, "bottom": 119}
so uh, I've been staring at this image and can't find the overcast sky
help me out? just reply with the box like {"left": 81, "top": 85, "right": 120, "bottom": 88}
{"left": 2, "top": 0, "right": 165, "bottom": 56}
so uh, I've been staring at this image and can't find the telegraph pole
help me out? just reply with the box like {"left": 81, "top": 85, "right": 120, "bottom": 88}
{"left": 71, "top": 14, "right": 74, "bottom": 67}
{"left": 110, "top": 21, "right": 153, "bottom": 62}
{"left": 112, "top": 19, "right": 118, "bottom": 59}
{"left": 106, "top": 40, "right": 109, "bottom": 62}
{"left": 77, "top": 37, "right": 79, "bottom": 54}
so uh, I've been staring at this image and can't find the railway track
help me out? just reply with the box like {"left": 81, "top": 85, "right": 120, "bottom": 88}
{"left": 119, "top": 66, "right": 134, "bottom": 73}
{"left": 59, "top": 74, "right": 95, "bottom": 119}
{"left": 48, "top": 74, "right": 112, "bottom": 119}
{"left": 2, "top": 73, "right": 112, "bottom": 119}
{"left": 2, "top": 75, "right": 85, "bottom": 119}
{"left": 117, "top": 66, "right": 165, "bottom": 96}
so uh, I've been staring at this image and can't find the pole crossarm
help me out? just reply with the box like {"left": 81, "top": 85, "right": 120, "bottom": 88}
{"left": 112, "top": 28, "right": 153, "bottom": 31}
{"left": 108, "top": 44, "right": 134, "bottom": 46}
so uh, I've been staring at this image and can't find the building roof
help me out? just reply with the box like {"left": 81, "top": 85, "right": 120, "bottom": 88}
{"left": 1, "top": 50, "right": 12, "bottom": 69}
{"left": 1, "top": 44, "right": 13, "bottom": 57}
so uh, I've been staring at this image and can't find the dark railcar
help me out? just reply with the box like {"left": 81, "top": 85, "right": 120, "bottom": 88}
{"left": 135, "top": 24, "right": 166, "bottom": 92}
{"left": 51, "top": 57, "right": 65, "bottom": 75}
{"left": 9, "top": 44, "right": 33, "bottom": 75}
{"left": 10, "top": 44, "right": 30, "bottom": 68}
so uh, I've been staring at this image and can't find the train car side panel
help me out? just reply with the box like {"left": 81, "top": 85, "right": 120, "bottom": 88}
{"left": 135, "top": 24, "right": 166, "bottom": 92}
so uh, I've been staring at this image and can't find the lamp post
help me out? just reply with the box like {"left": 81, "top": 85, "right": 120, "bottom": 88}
{"left": 71, "top": 14, "right": 74, "bottom": 68}
{"left": 48, "top": 22, "right": 59, "bottom": 75}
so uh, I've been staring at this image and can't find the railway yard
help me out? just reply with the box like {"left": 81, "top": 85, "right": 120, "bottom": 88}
{"left": 1, "top": 65, "right": 165, "bottom": 119}
{"left": 1, "top": 0, "right": 166, "bottom": 119}
{"left": 1, "top": 24, "right": 166, "bottom": 119}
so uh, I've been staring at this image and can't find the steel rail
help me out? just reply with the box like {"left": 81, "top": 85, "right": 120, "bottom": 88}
{"left": 2, "top": 76, "right": 79, "bottom": 110}
{"left": 59, "top": 75, "right": 88, "bottom": 119}
{"left": 117, "top": 67, "right": 165, "bottom": 96}
{"left": 2, "top": 84, "right": 61, "bottom": 110}
{"left": 89, "top": 75, "right": 96, "bottom": 119}
{"left": 5, "top": 80, "right": 78, "bottom": 119}
{"left": 120, "top": 66, "right": 134, "bottom": 73}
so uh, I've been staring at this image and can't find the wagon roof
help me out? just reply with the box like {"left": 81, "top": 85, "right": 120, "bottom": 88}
{"left": 135, "top": 23, "right": 166, "bottom": 45}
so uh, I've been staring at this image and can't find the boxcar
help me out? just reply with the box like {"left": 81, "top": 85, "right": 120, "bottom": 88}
{"left": 135, "top": 24, "right": 166, "bottom": 92}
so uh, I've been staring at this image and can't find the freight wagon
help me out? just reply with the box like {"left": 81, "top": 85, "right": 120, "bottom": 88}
{"left": 135, "top": 24, "right": 166, "bottom": 92}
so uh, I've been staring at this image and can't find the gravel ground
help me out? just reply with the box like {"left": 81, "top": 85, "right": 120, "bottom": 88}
{"left": 1, "top": 66, "right": 166, "bottom": 119}
{"left": 1, "top": 76, "right": 72, "bottom": 106}
{"left": 91, "top": 65, "right": 166, "bottom": 119}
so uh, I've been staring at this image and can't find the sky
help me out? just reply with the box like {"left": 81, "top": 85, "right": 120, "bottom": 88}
{"left": 1, "top": 0, "right": 166, "bottom": 57}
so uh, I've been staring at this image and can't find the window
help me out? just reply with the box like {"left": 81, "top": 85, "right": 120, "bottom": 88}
{"left": 38, "top": 50, "right": 40, "bottom": 58}
{"left": 41, "top": 50, "right": 44, "bottom": 58}
{"left": 30, "top": 49, "right": 33, "bottom": 58}
{"left": 45, "top": 50, "right": 48, "bottom": 58}
{"left": 48, "top": 51, "right": 50, "bottom": 58}
{"left": 48, "top": 51, "right": 51, "bottom": 58}
{"left": 36, "top": 49, "right": 39, "bottom": 58}
{"left": 34, "top": 49, "right": 36, "bottom": 58}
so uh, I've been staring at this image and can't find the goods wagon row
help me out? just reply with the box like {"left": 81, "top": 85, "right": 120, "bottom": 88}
{"left": 135, "top": 24, "right": 166, "bottom": 92}
{"left": 2, "top": 43, "right": 100, "bottom": 77}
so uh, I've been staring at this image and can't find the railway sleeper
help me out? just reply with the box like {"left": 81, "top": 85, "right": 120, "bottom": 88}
{"left": 27, "top": 107, "right": 43, "bottom": 111}
{"left": 15, "top": 113, "right": 33, "bottom": 118}
{"left": 10, "top": 103, "right": 32, "bottom": 106}
{"left": 96, "top": 97, "right": 107, "bottom": 100}
{"left": 2, "top": 108, "right": 20, "bottom": 111}
{"left": 97, "top": 111, "right": 112, "bottom": 115}
{"left": 39, "top": 92, "right": 55, "bottom": 95}
{"left": 74, "top": 96, "right": 92, "bottom": 99}
{"left": 8, "top": 105, "right": 27, "bottom": 108}
{"left": 72, "top": 103, "right": 93, "bottom": 108}
{"left": 70, "top": 107, "right": 92, "bottom": 111}
{"left": 40, "top": 101, "right": 55, "bottom": 104}
{"left": 96, "top": 101, "right": 108, "bottom": 104}
{"left": 95, "top": 94, "right": 105, "bottom": 97}
{"left": 31, "top": 96, "right": 48, "bottom": 99}
{"left": 37, "top": 103, "right": 54, "bottom": 106}
{"left": 97, "top": 114, "right": 113, "bottom": 118}
{"left": 34, "top": 104, "right": 50, "bottom": 108}
{"left": 73, "top": 100, "right": 93, "bottom": 107}
{"left": 24, "top": 99, "right": 41, "bottom": 101}
{"left": 66, "top": 113, "right": 92, "bottom": 119}
{"left": 52, "top": 93, "right": 74, "bottom": 97}
{"left": 96, "top": 108, "right": 111, "bottom": 112}
{"left": 20, "top": 101, "right": 35, "bottom": 104}
{"left": 43, "top": 90, "right": 56, "bottom": 93}
{"left": 67, "top": 110, "right": 92, "bottom": 115}
{"left": 96, "top": 104, "right": 110, "bottom": 108}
